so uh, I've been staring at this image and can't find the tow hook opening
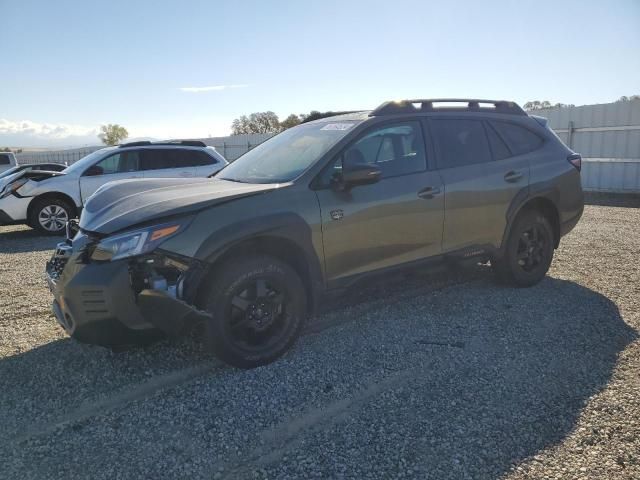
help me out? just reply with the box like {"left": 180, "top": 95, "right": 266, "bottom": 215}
{"left": 130, "top": 253, "right": 211, "bottom": 336}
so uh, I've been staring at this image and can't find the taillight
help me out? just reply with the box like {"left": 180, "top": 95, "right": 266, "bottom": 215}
{"left": 567, "top": 153, "right": 582, "bottom": 172}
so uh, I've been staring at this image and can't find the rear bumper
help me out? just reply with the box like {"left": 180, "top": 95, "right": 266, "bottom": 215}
{"left": 0, "top": 195, "right": 30, "bottom": 224}
{"left": 560, "top": 205, "right": 584, "bottom": 238}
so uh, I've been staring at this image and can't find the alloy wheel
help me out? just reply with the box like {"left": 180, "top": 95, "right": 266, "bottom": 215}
{"left": 224, "top": 277, "right": 289, "bottom": 352}
{"left": 38, "top": 205, "right": 69, "bottom": 232}
{"left": 516, "top": 225, "right": 547, "bottom": 272}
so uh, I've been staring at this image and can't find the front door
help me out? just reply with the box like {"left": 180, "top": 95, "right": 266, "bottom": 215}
{"left": 315, "top": 120, "right": 444, "bottom": 286}
{"left": 79, "top": 150, "right": 143, "bottom": 202}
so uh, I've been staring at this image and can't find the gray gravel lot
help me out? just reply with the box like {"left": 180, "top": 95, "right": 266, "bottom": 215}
{"left": 0, "top": 204, "right": 638, "bottom": 479}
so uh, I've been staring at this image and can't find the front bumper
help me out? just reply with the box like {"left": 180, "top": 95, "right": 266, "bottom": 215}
{"left": 46, "top": 243, "right": 210, "bottom": 346}
{"left": 0, "top": 194, "right": 30, "bottom": 224}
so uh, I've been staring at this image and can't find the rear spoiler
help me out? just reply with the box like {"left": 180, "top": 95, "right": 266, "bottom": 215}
{"left": 530, "top": 115, "right": 549, "bottom": 127}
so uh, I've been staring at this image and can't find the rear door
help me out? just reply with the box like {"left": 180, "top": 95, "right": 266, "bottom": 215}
{"left": 429, "top": 117, "right": 530, "bottom": 252}
{"left": 79, "top": 150, "right": 143, "bottom": 202}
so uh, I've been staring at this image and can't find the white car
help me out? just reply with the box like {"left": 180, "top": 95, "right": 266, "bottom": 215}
{"left": 0, "top": 140, "right": 228, "bottom": 234}
{"left": 0, "top": 151, "right": 18, "bottom": 174}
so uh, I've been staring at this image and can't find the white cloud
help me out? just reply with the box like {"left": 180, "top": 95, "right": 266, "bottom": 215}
{"left": 178, "top": 84, "right": 249, "bottom": 93}
{"left": 0, "top": 118, "right": 98, "bottom": 139}
{"left": 0, "top": 118, "right": 99, "bottom": 148}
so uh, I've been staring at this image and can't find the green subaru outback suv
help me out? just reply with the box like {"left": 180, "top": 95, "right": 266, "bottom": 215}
{"left": 46, "top": 99, "right": 584, "bottom": 368}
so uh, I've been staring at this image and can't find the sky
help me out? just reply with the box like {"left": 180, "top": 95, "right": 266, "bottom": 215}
{"left": 1, "top": 0, "right": 639, "bottom": 148}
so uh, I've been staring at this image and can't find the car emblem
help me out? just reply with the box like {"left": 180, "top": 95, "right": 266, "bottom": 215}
{"left": 330, "top": 209, "right": 344, "bottom": 221}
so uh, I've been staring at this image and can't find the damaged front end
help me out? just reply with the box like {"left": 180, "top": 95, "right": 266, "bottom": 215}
{"left": 46, "top": 219, "right": 211, "bottom": 346}
{"left": 129, "top": 252, "right": 212, "bottom": 336}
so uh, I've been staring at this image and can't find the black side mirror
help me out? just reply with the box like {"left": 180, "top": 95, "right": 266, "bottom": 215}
{"left": 332, "top": 163, "right": 381, "bottom": 191}
{"left": 84, "top": 165, "right": 104, "bottom": 176}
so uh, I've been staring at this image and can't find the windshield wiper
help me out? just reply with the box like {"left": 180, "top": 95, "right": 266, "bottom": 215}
{"left": 219, "top": 177, "right": 248, "bottom": 183}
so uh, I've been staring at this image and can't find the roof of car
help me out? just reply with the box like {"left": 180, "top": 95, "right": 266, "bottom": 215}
{"left": 305, "top": 111, "right": 371, "bottom": 124}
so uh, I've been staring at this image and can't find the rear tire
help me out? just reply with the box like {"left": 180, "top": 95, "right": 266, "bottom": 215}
{"left": 492, "top": 210, "right": 554, "bottom": 287}
{"left": 204, "top": 255, "right": 307, "bottom": 369}
{"left": 31, "top": 197, "right": 74, "bottom": 235}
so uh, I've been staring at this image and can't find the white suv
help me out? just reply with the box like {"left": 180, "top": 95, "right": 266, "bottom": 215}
{"left": 0, "top": 141, "right": 227, "bottom": 234}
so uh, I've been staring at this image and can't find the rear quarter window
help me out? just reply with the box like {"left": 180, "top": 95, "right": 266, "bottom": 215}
{"left": 491, "top": 121, "right": 543, "bottom": 156}
{"left": 0, "top": 154, "right": 11, "bottom": 165}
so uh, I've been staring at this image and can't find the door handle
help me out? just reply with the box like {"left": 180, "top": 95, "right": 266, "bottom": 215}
{"left": 417, "top": 186, "right": 442, "bottom": 199}
{"left": 504, "top": 171, "right": 523, "bottom": 183}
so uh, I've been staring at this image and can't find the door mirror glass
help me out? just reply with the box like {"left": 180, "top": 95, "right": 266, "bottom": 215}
{"left": 332, "top": 163, "right": 381, "bottom": 190}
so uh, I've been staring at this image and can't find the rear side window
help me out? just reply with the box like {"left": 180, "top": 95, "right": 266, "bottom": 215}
{"left": 141, "top": 149, "right": 215, "bottom": 170}
{"left": 491, "top": 121, "right": 543, "bottom": 155}
{"left": 432, "top": 119, "right": 492, "bottom": 168}
{"left": 0, "top": 154, "right": 10, "bottom": 165}
{"left": 484, "top": 123, "right": 511, "bottom": 160}
{"left": 182, "top": 150, "right": 216, "bottom": 167}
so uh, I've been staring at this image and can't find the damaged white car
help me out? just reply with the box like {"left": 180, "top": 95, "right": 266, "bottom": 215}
{"left": 0, "top": 141, "right": 227, "bottom": 234}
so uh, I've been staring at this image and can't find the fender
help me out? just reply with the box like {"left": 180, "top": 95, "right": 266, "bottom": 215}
{"left": 501, "top": 180, "right": 561, "bottom": 251}
{"left": 193, "top": 212, "right": 325, "bottom": 310}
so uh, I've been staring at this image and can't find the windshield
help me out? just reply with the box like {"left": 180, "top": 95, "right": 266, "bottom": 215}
{"left": 217, "top": 121, "right": 358, "bottom": 184}
{"left": 62, "top": 149, "right": 111, "bottom": 174}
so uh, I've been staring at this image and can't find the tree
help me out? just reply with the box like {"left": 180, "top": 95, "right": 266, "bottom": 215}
{"left": 523, "top": 100, "right": 552, "bottom": 111}
{"left": 99, "top": 124, "right": 129, "bottom": 145}
{"left": 523, "top": 101, "right": 575, "bottom": 111}
{"left": 231, "top": 111, "right": 281, "bottom": 135}
{"left": 279, "top": 114, "right": 302, "bottom": 130}
{"left": 300, "top": 110, "right": 359, "bottom": 123}
{"left": 618, "top": 95, "right": 640, "bottom": 102}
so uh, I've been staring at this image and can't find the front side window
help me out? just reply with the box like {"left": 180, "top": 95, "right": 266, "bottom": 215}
{"left": 217, "top": 121, "right": 359, "bottom": 184}
{"left": 432, "top": 119, "right": 492, "bottom": 168}
{"left": 341, "top": 122, "right": 427, "bottom": 178}
{"left": 491, "top": 121, "right": 543, "bottom": 155}
{"left": 88, "top": 151, "right": 140, "bottom": 175}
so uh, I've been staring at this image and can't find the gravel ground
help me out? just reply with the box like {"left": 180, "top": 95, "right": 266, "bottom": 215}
{"left": 0, "top": 204, "right": 638, "bottom": 479}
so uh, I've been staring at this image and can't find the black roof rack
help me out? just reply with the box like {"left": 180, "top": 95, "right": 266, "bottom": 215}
{"left": 369, "top": 98, "right": 527, "bottom": 116}
{"left": 118, "top": 141, "right": 152, "bottom": 147}
{"left": 118, "top": 140, "right": 207, "bottom": 148}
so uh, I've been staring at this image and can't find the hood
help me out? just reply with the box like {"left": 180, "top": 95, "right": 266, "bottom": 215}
{"left": 0, "top": 169, "right": 65, "bottom": 192}
{"left": 80, "top": 177, "right": 283, "bottom": 234}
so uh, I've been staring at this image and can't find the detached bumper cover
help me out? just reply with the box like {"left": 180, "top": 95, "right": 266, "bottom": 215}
{"left": 47, "top": 250, "right": 208, "bottom": 345}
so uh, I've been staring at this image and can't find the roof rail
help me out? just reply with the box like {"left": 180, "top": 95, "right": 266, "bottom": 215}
{"left": 369, "top": 99, "right": 527, "bottom": 116}
{"left": 118, "top": 140, "right": 207, "bottom": 148}
{"left": 118, "top": 141, "right": 152, "bottom": 148}
{"left": 156, "top": 140, "right": 208, "bottom": 147}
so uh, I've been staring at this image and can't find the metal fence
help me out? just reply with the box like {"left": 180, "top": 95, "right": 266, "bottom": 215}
{"left": 14, "top": 101, "right": 640, "bottom": 193}
{"left": 15, "top": 133, "right": 276, "bottom": 165}
{"left": 532, "top": 100, "right": 640, "bottom": 193}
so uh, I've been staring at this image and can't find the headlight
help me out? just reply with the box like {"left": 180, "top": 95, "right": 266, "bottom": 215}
{"left": 91, "top": 219, "right": 191, "bottom": 262}
{"left": 0, "top": 178, "right": 28, "bottom": 199}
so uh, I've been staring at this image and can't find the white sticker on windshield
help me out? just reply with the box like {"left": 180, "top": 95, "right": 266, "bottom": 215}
{"left": 321, "top": 123, "right": 354, "bottom": 131}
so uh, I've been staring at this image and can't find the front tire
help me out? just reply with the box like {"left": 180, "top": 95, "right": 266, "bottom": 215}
{"left": 204, "top": 255, "right": 307, "bottom": 369}
{"left": 31, "top": 198, "right": 73, "bottom": 235}
{"left": 492, "top": 210, "right": 554, "bottom": 287}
